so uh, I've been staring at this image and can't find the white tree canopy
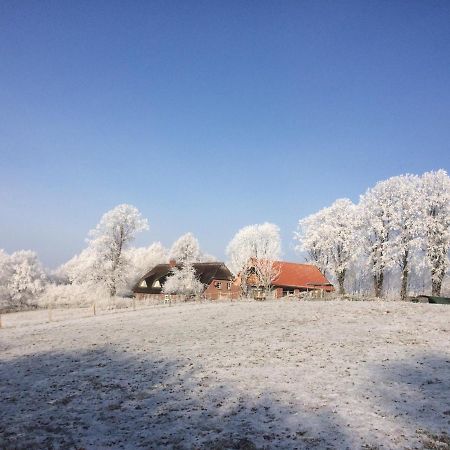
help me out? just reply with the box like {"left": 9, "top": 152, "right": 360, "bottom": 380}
{"left": 86, "top": 204, "right": 149, "bottom": 296}
{"left": 294, "top": 170, "right": 450, "bottom": 298}
{"left": 169, "top": 232, "right": 216, "bottom": 264}
{"left": 381, "top": 174, "right": 423, "bottom": 299}
{"left": 5, "top": 250, "right": 47, "bottom": 307}
{"left": 57, "top": 247, "right": 97, "bottom": 285}
{"left": 358, "top": 179, "right": 397, "bottom": 297}
{"left": 226, "top": 223, "right": 281, "bottom": 294}
{"left": 227, "top": 223, "right": 281, "bottom": 274}
{"left": 420, "top": 169, "right": 450, "bottom": 295}
{"left": 169, "top": 232, "right": 201, "bottom": 264}
{"left": 295, "top": 198, "right": 358, "bottom": 294}
{"left": 126, "top": 242, "right": 168, "bottom": 288}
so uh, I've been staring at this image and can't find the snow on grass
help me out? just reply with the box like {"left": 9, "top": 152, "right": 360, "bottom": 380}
{"left": 1, "top": 300, "right": 449, "bottom": 449}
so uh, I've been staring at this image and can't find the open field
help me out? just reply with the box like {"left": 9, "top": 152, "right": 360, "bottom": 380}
{"left": 1, "top": 300, "right": 449, "bottom": 449}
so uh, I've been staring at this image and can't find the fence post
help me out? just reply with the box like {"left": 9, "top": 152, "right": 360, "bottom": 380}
{"left": 133, "top": 297, "right": 136, "bottom": 311}
{"left": 93, "top": 303, "right": 96, "bottom": 316}
{"left": 0, "top": 314, "right": 2, "bottom": 329}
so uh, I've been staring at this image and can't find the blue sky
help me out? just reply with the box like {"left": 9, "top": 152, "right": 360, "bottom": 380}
{"left": 1, "top": 0, "right": 449, "bottom": 268}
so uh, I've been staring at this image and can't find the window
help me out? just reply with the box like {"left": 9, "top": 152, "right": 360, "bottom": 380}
{"left": 215, "top": 281, "right": 222, "bottom": 290}
{"left": 227, "top": 282, "right": 231, "bottom": 290}
{"left": 139, "top": 280, "right": 147, "bottom": 288}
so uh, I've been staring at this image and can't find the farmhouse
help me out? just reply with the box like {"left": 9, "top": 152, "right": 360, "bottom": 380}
{"left": 133, "top": 261, "right": 240, "bottom": 300}
{"left": 245, "top": 260, "right": 334, "bottom": 298}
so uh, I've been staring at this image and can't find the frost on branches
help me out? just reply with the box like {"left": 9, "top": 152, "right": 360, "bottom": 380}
{"left": 162, "top": 233, "right": 214, "bottom": 297}
{"left": 358, "top": 172, "right": 450, "bottom": 297}
{"left": 0, "top": 250, "right": 47, "bottom": 310}
{"left": 86, "top": 204, "right": 149, "bottom": 296}
{"left": 126, "top": 242, "right": 168, "bottom": 287}
{"left": 169, "top": 233, "right": 201, "bottom": 265}
{"left": 294, "top": 170, "right": 450, "bottom": 298}
{"left": 358, "top": 179, "right": 396, "bottom": 297}
{"left": 226, "top": 223, "right": 281, "bottom": 296}
{"left": 420, "top": 170, "right": 450, "bottom": 296}
{"left": 162, "top": 265, "right": 204, "bottom": 297}
{"left": 169, "top": 232, "right": 215, "bottom": 264}
{"left": 295, "top": 199, "right": 358, "bottom": 295}
{"left": 383, "top": 175, "right": 423, "bottom": 300}
{"left": 57, "top": 248, "right": 97, "bottom": 286}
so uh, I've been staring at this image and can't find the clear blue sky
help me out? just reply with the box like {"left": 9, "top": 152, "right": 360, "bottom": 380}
{"left": 1, "top": 0, "right": 449, "bottom": 268}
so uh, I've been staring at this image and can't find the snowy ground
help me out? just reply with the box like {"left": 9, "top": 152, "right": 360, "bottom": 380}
{"left": 1, "top": 300, "right": 449, "bottom": 449}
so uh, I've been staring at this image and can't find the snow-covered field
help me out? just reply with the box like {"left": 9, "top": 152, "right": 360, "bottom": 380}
{"left": 1, "top": 300, "right": 449, "bottom": 449}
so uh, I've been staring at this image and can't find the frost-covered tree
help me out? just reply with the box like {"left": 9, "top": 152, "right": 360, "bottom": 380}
{"left": 169, "top": 232, "right": 201, "bottom": 264}
{"left": 0, "top": 249, "right": 10, "bottom": 279}
{"left": 7, "top": 250, "right": 47, "bottom": 308}
{"left": 0, "top": 250, "right": 13, "bottom": 308}
{"left": 162, "top": 264, "right": 204, "bottom": 297}
{"left": 126, "top": 242, "right": 168, "bottom": 288}
{"left": 291, "top": 170, "right": 449, "bottom": 298}
{"left": 57, "top": 247, "right": 97, "bottom": 285}
{"left": 295, "top": 199, "right": 358, "bottom": 295}
{"left": 87, "top": 204, "right": 149, "bottom": 296}
{"left": 358, "top": 180, "right": 396, "bottom": 297}
{"left": 302, "top": 239, "right": 328, "bottom": 276}
{"left": 420, "top": 170, "right": 450, "bottom": 296}
{"left": 59, "top": 240, "right": 166, "bottom": 293}
{"left": 384, "top": 175, "right": 423, "bottom": 300}
{"left": 226, "top": 223, "right": 281, "bottom": 295}
{"left": 169, "top": 232, "right": 216, "bottom": 264}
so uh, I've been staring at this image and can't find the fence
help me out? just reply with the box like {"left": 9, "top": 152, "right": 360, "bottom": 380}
{"left": 0, "top": 293, "right": 398, "bottom": 330}
{"left": 0, "top": 295, "right": 249, "bottom": 330}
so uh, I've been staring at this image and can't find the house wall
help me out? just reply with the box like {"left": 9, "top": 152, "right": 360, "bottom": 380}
{"left": 135, "top": 279, "right": 240, "bottom": 301}
{"left": 274, "top": 287, "right": 283, "bottom": 298}
{"left": 204, "top": 279, "right": 240, "bottom": 300}
{"left": 272, "top": 286, "right": 333, "bottom": 298}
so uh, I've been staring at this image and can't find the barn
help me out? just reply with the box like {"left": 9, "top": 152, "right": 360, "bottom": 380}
{"left": 271, "top": 261, "right": 334, "bottom": 297}
{"left": 244, "top": 260, "right": 334, "bottom": 298}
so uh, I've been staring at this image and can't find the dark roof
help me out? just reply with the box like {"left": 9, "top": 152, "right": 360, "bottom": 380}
{"left": 133, "top": 262, "right": 234, "bottom": 294}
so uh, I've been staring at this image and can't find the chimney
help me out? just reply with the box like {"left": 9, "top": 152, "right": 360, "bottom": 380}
{"left": 169, "top": 259, "right": 177, "bottom": 268}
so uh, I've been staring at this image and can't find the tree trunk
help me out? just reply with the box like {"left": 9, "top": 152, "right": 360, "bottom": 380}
{"left": 400, "top": 252, "right": 409, "bottom": 301}
{"left": 430, "top": 257, "right": 445, "bottom": 296}
{"left": 337, "top": 270, "right": 346, "bottom": 295}
{"left": 400, "top": 268, "right": 408, "bottom": 301}
{"left": 374, "top": 272, "right": 384, "bottom": 298}
{"left": 240, "top": 269, "right": 248, "bottom": 298}
{"left": 431, "top": 278, "right": 442, "bottom": 296}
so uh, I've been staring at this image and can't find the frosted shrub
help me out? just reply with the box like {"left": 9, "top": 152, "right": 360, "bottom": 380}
{"left": 37, "top": 284, "right": 108, "bottom": 309}
{"left": 0, "top": 249, "right": 47, "bottom": 311}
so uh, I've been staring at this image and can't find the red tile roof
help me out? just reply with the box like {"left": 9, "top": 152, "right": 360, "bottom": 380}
{"left": 272, "top": 261, "right": 334, "bottom": 291}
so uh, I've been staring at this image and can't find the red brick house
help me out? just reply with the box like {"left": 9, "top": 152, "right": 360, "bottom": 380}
{"left": 133, "top": 262, "right": 240, "bottom": 300}
{"left": 244, "top": 260, "right": 334, "bottom": 298}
